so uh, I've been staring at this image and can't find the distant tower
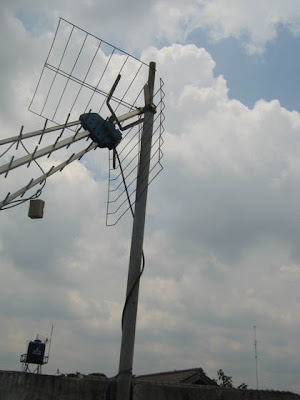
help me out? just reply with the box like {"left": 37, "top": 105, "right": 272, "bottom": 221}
{"left": 254, "top": 325, "right": 259, "bottom": 389}
{"left": 20, "top": 327, "right": 53, "bottom": 374}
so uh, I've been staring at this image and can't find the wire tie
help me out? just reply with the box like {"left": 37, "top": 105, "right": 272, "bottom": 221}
{"left": 46, "top": 166, "right": 55, "bottom": 177}
{"left": 4, "top": 156, "right": 14, "bottom": 178}
{"left": 78, "top": 147, "right": 89, "bottom": 161}
{"left": 61, "top": 153, "right": 75, "bottom": 170}
{"left": 16, "top": 126, "right": 24, "bottom": 150}
{"left": 27, "top": 146, "right": 38, "bottom": 167}
{"left": 48, "top": 136, "right": 59, "bottom": 158}
{"left": 21, "top": 179, "right": 34, "bottom": 197}
{"left": 57, "top": 114, "right": 70, "bottom": 142}
{"left": 53, "top": 135, "right": 60, "bottom": 148}
{"left": 3, "top": 192, "right": 11, "bottom": 204}
{"left": 67, "top": 153, "right": 75, "bottom": 164}
{"left": 60, "top": 114, "right": 70, "bottom": 137}
{"left": 78, "top": 144, "right": 93, "bottom": 161}
{"left": 39, "top": 119, "right": 48, "bottom": 145}
{"left": 72, "top": 126, "right": 81, "bottom": 141}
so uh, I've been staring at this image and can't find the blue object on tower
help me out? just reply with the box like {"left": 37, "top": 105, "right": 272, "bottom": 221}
{"left": 25, "top": 339, "right": 45, "bottom": 365}
{"left": 80, "top": 113, "right": 122, "bottom": 149}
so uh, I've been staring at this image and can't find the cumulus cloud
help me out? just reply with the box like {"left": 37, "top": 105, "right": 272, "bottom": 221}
{"left": 138, "top": 44, "right": 300, "bottom": 390}
{"left": 147, "top": 0, "right": 300, "bottom": 54}
{"left": 4, "top": 0, "right": 300, "bottom": 58}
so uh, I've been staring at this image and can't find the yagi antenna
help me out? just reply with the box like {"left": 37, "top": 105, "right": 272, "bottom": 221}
{"left": 1, "top": 18, "right": 165, "bottom": 400}
{"left": 0, "top": 17, "right": 165, "bottom": 223}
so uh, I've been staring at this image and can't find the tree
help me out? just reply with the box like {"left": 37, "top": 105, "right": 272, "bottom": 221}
{"left": 216, "top": 369, "right": 248, "bottom": 389}
{"left": 217, "top": 369, "right": 233, "bottom": 388}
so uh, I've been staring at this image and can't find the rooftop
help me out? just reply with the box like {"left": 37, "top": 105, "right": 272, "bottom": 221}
{"left": 135, "top": 367, "right": 217, "bottom": 386}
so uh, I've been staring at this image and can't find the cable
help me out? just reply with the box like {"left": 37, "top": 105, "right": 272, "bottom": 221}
{"left": 0, "top": 190, "right": 43, "bottom": 210}
{"left": 0, "top": 142, "right": 15, "bottom": 158}
{"left": 0, "top": 138, "right": 47, "bottom": 210}
{"left": 115, "top": 149, "right": 145, "bottom": 330}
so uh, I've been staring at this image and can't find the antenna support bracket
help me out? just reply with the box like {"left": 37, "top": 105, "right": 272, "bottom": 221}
{"left": 144, "top": 103, "right": 156, "bottom": 114}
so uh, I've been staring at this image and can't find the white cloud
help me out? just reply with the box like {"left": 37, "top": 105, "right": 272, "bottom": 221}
{"left": 148, "top": 0, "right": 300, "bottom": 54}
{"left": 5, "top": 0, "right": 300, "bottom": 58}
{"left": 138, "top": 44, "right": 300, "bottom": 389}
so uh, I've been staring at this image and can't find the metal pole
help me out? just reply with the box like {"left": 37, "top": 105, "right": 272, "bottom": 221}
{"left": 254, "top": 325, "right": 259, "bottom": 389}
{"left": 116, "top": 61, "right": 156, "bottom": 400}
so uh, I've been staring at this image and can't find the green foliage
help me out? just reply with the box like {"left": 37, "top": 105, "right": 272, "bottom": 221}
{"left": 237, "top": 383, "right": 248, "bottom": 389}
{"left": 216, "top": 369, "right": 248, "bottom": 389}
{"left": 217, "top": 369, "right": 233, "bottom": 388}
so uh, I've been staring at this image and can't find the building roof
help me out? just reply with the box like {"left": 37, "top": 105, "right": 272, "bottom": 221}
{"left": 135, "top": 367, "right": 217, "bottom": 386}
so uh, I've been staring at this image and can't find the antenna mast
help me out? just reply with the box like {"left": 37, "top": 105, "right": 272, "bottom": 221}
{"left": 254, "top": 325, "right": 259, "bottom": 389}
{"left": 47, "top": 324, "right": 54, "bottom": 360}
{"left": 116, "top": 62, "right": 156, "bottom": 400}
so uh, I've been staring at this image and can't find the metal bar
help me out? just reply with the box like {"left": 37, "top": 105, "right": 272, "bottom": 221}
{"left": 40, "top": 25, "right": 75, "bottom": 116}
{"left": 28, "top": 18, "right": 62, "bottom": 112}
{"left": 114, "top": 62, "right": 143, "bottom": 116}
{"left": 27, "top": 146, "right": 38, "bottom": 168}
{"left": 107, "top": 75, "right": 122, "bottom": 130}
{"left": 44, "top": 63, "right": 136, "bottom": 112}
{"left": 107, "top": 76, "right": 144, "bottom": 131}
{"left": 117, "top": 108, "right": 143, "bottom": 123}
{"left": 44, "top": 64, "right": 137, "bottom": 115}
{"left": 16, "top": 126, "right": 24, "bottom": 150}
{"left": 0, "top": 130, "right": 90, "bottom": 175}
{"left": 20, "top": 178, "right": 34, "bottom": 197}
{"left": 52, "top": 33, "right": 88, "bottom": 120}
{"left": 0, "top": 142, "right": 97, "bottom": 208}
{"left": 85, "top": 48, "right": 116, "bottom": 114}
{"left": 116, "top": 61, "right": 156, "bottom": 400}
{"left": 38, "top": 119, "right": 48, "bottom": 145}
{"left": 59, "top": 18, "right": 149, "bottom": 67}
{"left": 4, "top": 156, "right": 14, "bottom": 178}
{"left": 0, "top": 120, "right": 81, "bottom": 146}
{"left": 69, "top": 40, "right": 102, "bottom": 115}
{"left": 120, "top": 118, "right": 144, "bottom": 131}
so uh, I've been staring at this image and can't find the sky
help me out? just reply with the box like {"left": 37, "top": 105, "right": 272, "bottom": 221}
{"left": 0, "top": 0, "right": 300, "bottom": 394}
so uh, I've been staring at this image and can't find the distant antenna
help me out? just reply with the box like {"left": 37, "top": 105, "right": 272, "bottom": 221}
{"left": 46, "top": 324, "right": 54, "bottom": 362}
{"left": 254, "top": 325, "right": 259, "bottom": 389}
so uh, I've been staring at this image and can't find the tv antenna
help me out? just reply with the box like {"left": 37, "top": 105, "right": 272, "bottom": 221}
{"left": 0, "top": 18, "right": 164, "bottom": 223}
{"left": 0, "top": 18, "right": 164, "bottom": 400}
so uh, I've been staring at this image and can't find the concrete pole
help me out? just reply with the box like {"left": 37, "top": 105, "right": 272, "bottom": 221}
{"left": 116, "top": 61, "right": 156, "bottom": 400}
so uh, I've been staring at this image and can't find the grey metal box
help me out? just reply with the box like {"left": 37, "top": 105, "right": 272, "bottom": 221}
{"left": 28, "top": 199, "right": 45, "bottom": 219}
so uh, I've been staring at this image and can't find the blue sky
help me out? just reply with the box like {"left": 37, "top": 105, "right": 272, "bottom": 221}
{"left": 1, "top": 0, "right": 300, "bottom": 394}
{"left": 188, "top": 26, "right": 300, "bottom": 111}
{"left": 14, "top": 3, "right": 300, "bottom": 112}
